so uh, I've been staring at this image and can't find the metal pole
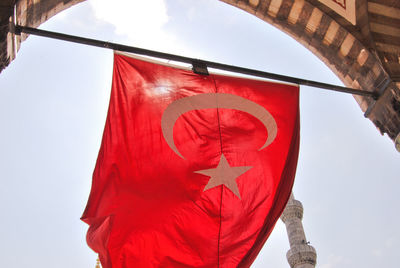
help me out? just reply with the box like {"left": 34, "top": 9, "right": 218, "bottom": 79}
{"left": 13, "top": 24, "right": 378, "bottom": 99}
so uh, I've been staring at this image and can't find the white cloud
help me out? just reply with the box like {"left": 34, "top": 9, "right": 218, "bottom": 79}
{"left": 319, "top": 254, "right": 349, "bottom": 268}
{"left": 384, "top": 236, "right": 395, "bottom": 248}
{"left": 371, "top": 248, "right": 383, "bottom": 257}
{"left": 88, "top": 0, "right": 177, "bottom": 51}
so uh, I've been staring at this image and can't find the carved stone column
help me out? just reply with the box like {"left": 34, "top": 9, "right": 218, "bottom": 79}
{"left": 281, "top": 193, "right": 316, "bottom": 268}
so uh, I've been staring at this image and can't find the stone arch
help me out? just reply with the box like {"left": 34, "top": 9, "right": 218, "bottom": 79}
{"left": 1, "top": 0, "right": 84, "bottom": 71}
{"left": 221, "top": 0, "right": 400, "bottom": 143}
{"left": 1, "top": 0, "right": 400, "bottom": 147}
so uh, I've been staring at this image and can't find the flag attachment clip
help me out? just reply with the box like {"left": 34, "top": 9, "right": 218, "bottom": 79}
{"left": 192, "top": 60, "right": 209, "bottom": 75}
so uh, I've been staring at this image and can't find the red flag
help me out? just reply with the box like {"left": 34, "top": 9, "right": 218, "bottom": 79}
{"left": 82, "top": 52, "right": 300, "bottom": 268}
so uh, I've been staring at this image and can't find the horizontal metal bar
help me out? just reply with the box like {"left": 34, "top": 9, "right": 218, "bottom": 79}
{"left": 13, "top": 24, "right": 378, "bottom": 99}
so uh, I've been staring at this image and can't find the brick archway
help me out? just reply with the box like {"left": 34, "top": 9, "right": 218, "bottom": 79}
{"left": 1, "top": 0, "right": 399, "bottom": 148}
{"left": 221, "top": 0, "right": 400, "bottom": 143}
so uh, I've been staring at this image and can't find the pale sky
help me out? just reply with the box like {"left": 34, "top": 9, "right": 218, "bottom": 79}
{"left": 0, "top": 0, "right": 399, "bottom": 267}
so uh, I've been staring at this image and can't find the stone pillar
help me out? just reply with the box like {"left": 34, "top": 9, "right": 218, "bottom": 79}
{"left": 281, "top": 193, "right": 316, "bottom": 268}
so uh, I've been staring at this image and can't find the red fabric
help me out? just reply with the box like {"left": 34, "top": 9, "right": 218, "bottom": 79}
{"left": 82, "top": 53, "right": 300, "bottom": 268}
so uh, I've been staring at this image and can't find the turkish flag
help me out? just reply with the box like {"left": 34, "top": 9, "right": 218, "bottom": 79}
{"left": 82, "top": 52, "right": 300, "bottom": 268}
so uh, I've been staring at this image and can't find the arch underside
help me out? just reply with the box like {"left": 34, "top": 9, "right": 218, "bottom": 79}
{"left": 1, "top": 0, "right": 399, "bottom": 146}
{"left": 222, "top": 0, "right": 400, "bottom": 143}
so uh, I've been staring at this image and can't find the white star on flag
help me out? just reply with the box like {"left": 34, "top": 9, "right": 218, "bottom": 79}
{"left": 195, "top": 154, "right": 252, "bottom": 199}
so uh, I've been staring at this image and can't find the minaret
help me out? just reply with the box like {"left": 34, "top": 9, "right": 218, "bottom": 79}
{"left": 280, "top": 193, "right": 317, "bottom": 268}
